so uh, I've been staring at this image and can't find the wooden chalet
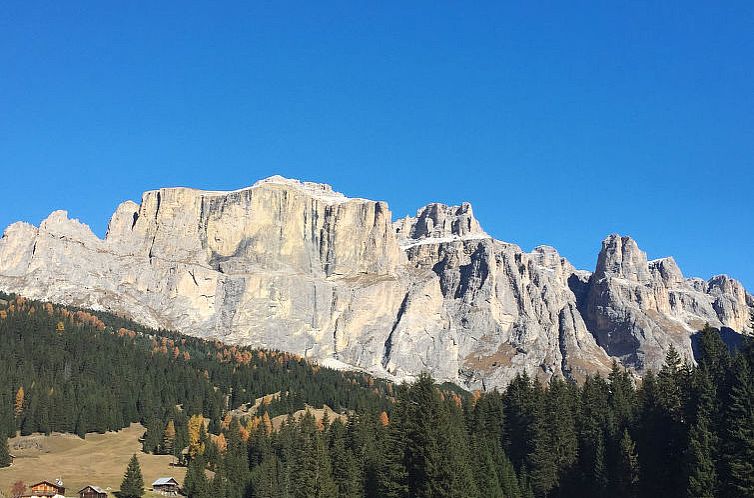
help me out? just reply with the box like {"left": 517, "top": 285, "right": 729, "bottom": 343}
{"left": 152, "top": 477, "right": 181, "bottom": 496}
{"left": 79, "top": 485, "right": 108, "bottom": 498}
{"left": 23, "top": 479, "right": 66, "bottom": 498}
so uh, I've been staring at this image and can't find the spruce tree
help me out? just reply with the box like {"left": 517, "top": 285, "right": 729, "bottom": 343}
{"left": 723, "top": 355, "right": 754, "bottom": 497}
{"left": 686, "top": 368, "right": 718, "bottom": 498}
{"left": 184, "top": 455, "right": 209, "bottom": 498}
{"left": 120, "top": 454, "right": 145, "bottom": 498}
{"left": 373, "top": 418, "right": 408, "bottom": 498}
{"left": 615, "top": 429, "right": 639, "bottom": 498}
{"left": 142, "top": 417, "right": 162, "bottom": 454}
{"left": 0, "top": 430, "right": 11, "bottom": 468}
{"left": 402, "top": 374, "right": 443, "bottom": 498}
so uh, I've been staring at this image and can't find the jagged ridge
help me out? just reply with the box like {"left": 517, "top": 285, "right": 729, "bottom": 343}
{"left": 0, "top": 176, "right": 751, "bottom": 389}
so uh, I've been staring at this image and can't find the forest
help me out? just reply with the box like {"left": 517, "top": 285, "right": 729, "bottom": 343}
{"left": 1, "top": 293, "right": 753, "bottom": 498}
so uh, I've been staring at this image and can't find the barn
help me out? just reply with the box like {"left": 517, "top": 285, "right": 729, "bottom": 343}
{"left": 78, "top": 485, "right": 107, "bottom": 498}
{"left": 152, "top": 477, "right": 181, "bottom": 496}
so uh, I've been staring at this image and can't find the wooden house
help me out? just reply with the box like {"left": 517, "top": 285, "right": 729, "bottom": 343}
{"left": 152, "top": 477, "right": 181, "bottom": 495}
{"left": 79, "top": 485, "right": 107, "bottom": 498}
{"left": 23, "top": 479, "right": 66, "bottom": 497}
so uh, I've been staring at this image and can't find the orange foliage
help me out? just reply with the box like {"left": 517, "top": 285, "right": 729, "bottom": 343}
{"left": 15, "top": 386, "right": 25, "bottom": 418}
{"left": 239, "top": 425, "right": 250, "bottom": 442}
{"left": 379, "top": 411, "right": 390, "bottom": 427}
{"left": 213, "top": 433, "right": 228, "bottom": 453}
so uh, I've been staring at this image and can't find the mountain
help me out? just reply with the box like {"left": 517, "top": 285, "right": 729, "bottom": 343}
{"left": 0, "top": 176, "right": 751, "bottom": 389}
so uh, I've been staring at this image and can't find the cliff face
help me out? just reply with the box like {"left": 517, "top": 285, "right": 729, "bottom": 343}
{"left": 1, "top": 176, "right": 751, "bottom": 389}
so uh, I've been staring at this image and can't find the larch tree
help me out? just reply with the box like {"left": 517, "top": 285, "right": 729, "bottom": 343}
{"left": 14, "top": 387, "right": 24, "bottom": 420}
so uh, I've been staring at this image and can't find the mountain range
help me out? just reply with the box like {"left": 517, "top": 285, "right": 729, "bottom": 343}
{"left": 0, "top": 176, "right": 751, "bottom": 389}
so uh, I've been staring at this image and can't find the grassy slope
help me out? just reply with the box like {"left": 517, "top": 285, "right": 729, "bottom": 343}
{"left": 0, "top": 423, "right": 184, "bottom": 497}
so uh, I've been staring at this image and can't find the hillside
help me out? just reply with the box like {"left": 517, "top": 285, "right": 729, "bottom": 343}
{"left": 1, "top": 293, "right": 753, "bottom": 497}
{"left": 0, "top": 292, "right": 391, "bottom": 445}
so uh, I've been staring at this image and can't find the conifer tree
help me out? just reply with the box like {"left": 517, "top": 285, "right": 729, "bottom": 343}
{"left": 373, "top": 417, "right": 408, "bottom": 498}
{"left": 120, "top": 454, "right": 145, "bottom": 498}
{"left": 142, "top": 417, "right": 162, "bottom": 454}
{"left": 0, "top": 430, "right": 11, "bottom": 468}
{"left": 162, "top": 419, "right": 175, "bottom": 454}
{"left": 686, "top": 368, "right": 718, "bottom": 498}
{"left": 402, "top": 373, "right": 445, "bottom": 498}
{"left": 328, "top": 420, "right": 361, "bottom": 497}
{"left": 184, "top": 454, "right": 209, "bottom": 498}
{"left": 615, "top": 429, "right": 639, "bottom": 498}
{"left": 723, "top": 355, "right": 754, "bottom": 497}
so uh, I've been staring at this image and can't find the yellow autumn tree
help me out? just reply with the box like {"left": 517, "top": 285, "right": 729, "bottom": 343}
{"left": 14, "top": 386, "right": 25, "bottom": 418}
{"left": 261, "top": 412, "right": 273, "bottom": 434}
{"left": 187, "top": 415, "right": 206, "bottom": 458}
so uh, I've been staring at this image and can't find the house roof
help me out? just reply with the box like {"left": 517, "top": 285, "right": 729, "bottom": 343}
{"left": 79, "top": 485, "right": 106, "bottom": 493}
{"left": 30, "top": 480, "right": 64, "bottom": 489}
{"left": 152, "top": 477, "right": 179, "bottom": 486}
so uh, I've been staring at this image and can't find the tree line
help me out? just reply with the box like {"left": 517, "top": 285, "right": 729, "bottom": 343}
{"left": 174, "top": 323, "right": 754, "bottom": 498}
{"left": 0, "top": 293, "right": 390, "bottom": 463}
{"left": 2, "top": 292, "right": 753, "bottom": 497}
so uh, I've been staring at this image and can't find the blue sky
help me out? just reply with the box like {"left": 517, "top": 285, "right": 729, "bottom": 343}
{"left": 1, "top": 2, "right": 752, "bottom": 288}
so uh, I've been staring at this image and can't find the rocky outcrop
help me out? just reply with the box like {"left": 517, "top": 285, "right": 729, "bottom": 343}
{"left": 582, "top": 235, "right": 753, "bottom": 372}
{"left": 0, "top": 176, "right": 751, "bottom": 389}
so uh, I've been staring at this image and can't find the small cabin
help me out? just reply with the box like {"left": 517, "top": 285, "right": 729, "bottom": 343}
{"left": 152, "top": 477, "right": 181, "bottom": 496}
{"left": 25, "top": 479, "right": 66, "bottom": 498}
{"left": 79, "top": 485, "right": 107, "bottom": 498}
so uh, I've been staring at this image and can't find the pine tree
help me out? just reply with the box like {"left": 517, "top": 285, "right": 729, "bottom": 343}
{"left": 0, "top": 430, "right": 11, "bottom": 468}
{"left": 162, "top": 418, "right": 176, "bottom": 455}
{"left": 328, "top": 420, "right": 361, "bottom": 497}
{"left": 615, "top": 429, "right": 639, "bottom": 498}
{"left": 686, "top": 368, "right": 718, "bottom": 498}
{"left": 696, "top": 325, "right": 730, "bottom": 383}
{"left": 723, "top": 355, "right": 754, "bottom": 497}
{"left": 184, "top": 454, "right": 209, "bottom": 498}
{"left": 120, "top": 454, "right": 145, "bottom": 498}
{"left": 142, "top": 417, "right": 162, "bottom": 454}
{"left": 402, "top": 374, "right": 445, "bottom": 498}
{"left": 373, "top": 418, "right": 408, "bottom": 498}
{"left": 529, "top": 379, "right": 577, "bottom": 497}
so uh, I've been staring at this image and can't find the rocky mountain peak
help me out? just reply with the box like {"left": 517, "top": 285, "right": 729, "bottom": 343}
{"left": 0, "top": 178, "right": 751, "bottom": 389}
{"left": 594, "top": 234, "right": 652, "bottom": 282}
{"left": 649, "top": 257, "right": 685, "bottom": 286}
{"left": 395, "top": 202, "right": 488, "bottom": 247}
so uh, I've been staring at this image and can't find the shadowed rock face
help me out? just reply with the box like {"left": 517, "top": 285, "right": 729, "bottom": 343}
{"left": 1, "top": 176, "right": 751, "bottom": 389}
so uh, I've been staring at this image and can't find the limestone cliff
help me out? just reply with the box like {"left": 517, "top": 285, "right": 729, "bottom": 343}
{"left": 0, "top": 176, "right": 751, "bottom": 389}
